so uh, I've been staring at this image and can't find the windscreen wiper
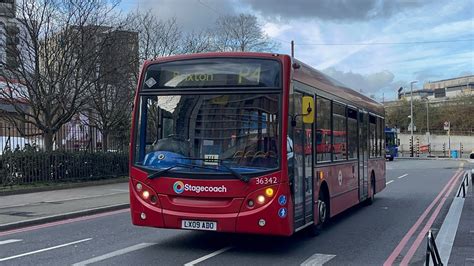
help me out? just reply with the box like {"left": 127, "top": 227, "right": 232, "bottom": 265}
{"left": 147, "top": 164, "right": 184, "bottom": 179}
{"left": 181, "top": 157, "right": 249, "bottom": 183}
{"left": 147, "top": 162, "right": 228, "bottom": 179}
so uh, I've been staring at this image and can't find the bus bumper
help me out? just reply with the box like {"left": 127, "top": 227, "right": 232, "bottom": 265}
{"left": 130, "top": 183, "right": 293, "bottom": 236}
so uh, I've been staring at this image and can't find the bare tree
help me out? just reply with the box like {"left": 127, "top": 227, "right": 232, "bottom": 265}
{"left": 213, "top": 14, "right": 278, "bottom": 52}
{"left": 126, "top": 10, "right": 181, "bottom": 64}
{"left": 180, "top": 29, "right": 214, "bottom": 54}
{"left": 0, "top": 0, "right": 122, "bottom": 151}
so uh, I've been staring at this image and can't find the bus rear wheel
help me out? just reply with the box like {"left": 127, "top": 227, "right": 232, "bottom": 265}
{"left": 366, "top": 173, "right": 376, "bottom": 205}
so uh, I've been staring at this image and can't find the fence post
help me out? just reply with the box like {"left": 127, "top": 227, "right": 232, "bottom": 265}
{"left": 416, "top": 137, "right": 420, "bottom": 157}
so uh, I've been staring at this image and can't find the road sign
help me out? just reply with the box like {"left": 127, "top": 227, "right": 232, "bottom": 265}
{"left": 443, "top": 121, "right": 450, "bottom": 131}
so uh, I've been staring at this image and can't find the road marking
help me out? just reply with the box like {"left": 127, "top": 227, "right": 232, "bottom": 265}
{"left": 384, "top": 169, "right": 462, "bottom": 266}
{"left": 301, "top": 253, "right": 336, "bottom": 265}
{"left": 400, "top": 169, "right": 461, "bottom": 264}
{"left": 110, "top": 189, "right": 129, "bottom": 192}
{"left": 397, "top": 174, "right": 408, "bottom": 179}
{"left": 0, "top": 238, "right": 92, "bottom": 262}
{"left": 386, "top": 180, "right": 394, "bottom": 185}
{"left": 72, "top": 243, "right": 155, "bottom": 266}
{"left": 184, "top": 246, "right": 233, "bottom": 266}
{"left": 0, "top": 239, "right": 22, "bottom": 245}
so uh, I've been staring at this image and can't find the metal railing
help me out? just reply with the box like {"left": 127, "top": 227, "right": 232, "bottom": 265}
{"left": 425, "top": 229, "right": 443, "bottom": 266}
{"left": 0, "top": 124, "right": 130, "bottom": 186}
{"left": 456, "top": 171, "right": 470, "bottom": 198}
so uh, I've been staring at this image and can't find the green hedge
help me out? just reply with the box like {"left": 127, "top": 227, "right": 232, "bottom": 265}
{"left": 0, "top": 150, "right": 129, "bottom": 186}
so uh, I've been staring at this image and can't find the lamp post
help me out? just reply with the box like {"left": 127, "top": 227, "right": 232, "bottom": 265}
{"left": 422, "top": 96, "right": 430, "bottom": 150}
{"left": 410, "top": 81, "right": 418, "bottom": 157}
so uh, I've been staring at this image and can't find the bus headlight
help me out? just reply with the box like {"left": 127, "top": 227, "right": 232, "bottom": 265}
{"left": 134, "top": 181, "right": 159, "bottom": 206}
{"left": 243, "top": 185, "right": 278, "bottom": 210}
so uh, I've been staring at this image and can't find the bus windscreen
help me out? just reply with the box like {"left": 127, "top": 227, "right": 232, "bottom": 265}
{"left": 142, "top": 58, "right": 281, "bottom": 89}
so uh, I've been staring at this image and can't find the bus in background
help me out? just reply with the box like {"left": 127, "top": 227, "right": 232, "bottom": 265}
{"left": 129, "top": 52, "right": 386, "bottom": 236}
{"left": 385, "top": 127, "right": 398, "bottom": 161}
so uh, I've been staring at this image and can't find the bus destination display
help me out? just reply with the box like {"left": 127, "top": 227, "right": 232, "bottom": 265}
{"left": 143, "top": 58, "right": 280, "bottom": 89}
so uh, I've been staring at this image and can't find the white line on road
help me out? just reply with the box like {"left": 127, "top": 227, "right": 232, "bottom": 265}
{"left": 386, "top": 180, "right": 394, "bottom": 185}
{"left": 397, "top": 174, "right": 408, "bottom": 179}
{"left": 184, "top": 246, "right": 233, "bottom": 266}
{"left": 0, "top": 239, "right": 22, "bottom": 245}
{"left": 301, "top": 253, "right": 336, "bottom": 265}
{"left": 0, "top": 238, "right": 92, "bottom": 262}
{"left": 72, "top": 242, "right": 155, "bottom": 266}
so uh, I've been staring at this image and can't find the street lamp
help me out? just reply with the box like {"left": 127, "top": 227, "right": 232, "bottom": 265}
{"left": 422, "top": 96, "right": 430, "bottom": 150}
{"left": 410, "top": 81, "right": 418, "bottom": 157}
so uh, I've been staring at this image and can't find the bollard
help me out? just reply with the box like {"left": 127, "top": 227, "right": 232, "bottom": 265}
{"left": 443, "top": 143, "right": 446, "bottom": 157}
{"left": 460, "top": 143, "right": 463, "bottom": 158}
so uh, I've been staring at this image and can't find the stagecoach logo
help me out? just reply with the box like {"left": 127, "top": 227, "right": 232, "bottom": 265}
{"left": 338, "top": 170, "right": 343, "bottom": 186}
{"left": 173, "top": 181, "right": 185, "bottom": 194}
{"left": 172, "top": 181, "right": 227, "bottom": 194}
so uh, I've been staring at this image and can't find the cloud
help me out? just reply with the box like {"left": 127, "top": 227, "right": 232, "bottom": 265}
{"left": 122, "top": 0, "right": 238, "bottom": 31}
{"left": 323, "top": 67, "right": 396, "bottom": 95}
{"left": 241, "top": 0, "right": 427, "bottom": 22}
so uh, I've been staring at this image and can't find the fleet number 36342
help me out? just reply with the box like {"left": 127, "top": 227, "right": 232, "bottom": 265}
{"left": 256, "top": 176, "right": 277, "bottom": 185}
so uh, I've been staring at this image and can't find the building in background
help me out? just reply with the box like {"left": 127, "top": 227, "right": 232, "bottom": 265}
{"left": 0, "top": 0, "right": 19, "bottom": 70}
{"left": 397, "top": 75, "right": 474, "bottom": 101}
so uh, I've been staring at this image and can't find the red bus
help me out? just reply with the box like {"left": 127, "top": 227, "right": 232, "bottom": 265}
{"left": 129, "top": 52, "right": 386, "bottom": 236}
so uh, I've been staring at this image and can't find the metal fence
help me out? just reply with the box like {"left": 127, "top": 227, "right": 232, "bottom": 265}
{"left": 0, "top": 124, "right": 129, "bottom": 187}
{"left": 0, "top": 124, "right": 129, "bottom": 154}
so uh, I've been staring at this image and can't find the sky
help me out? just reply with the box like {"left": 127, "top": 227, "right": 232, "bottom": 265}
{"left": 119, "top": 0, "right": 474, "bottom": 101}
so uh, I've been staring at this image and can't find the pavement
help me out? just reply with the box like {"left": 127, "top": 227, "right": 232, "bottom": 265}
{"left": 0, "top": 161, "right": 473, "bottom": 265}
{"left": 0, "top": 181, "right": 129, "bottom": 231}
{"left": 447, "top": 169, "right": 474, "bottom": 265}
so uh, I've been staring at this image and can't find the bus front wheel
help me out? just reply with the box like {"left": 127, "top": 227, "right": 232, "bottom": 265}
{"left": 310, "top": 188, "right": 329, "bottom": 236}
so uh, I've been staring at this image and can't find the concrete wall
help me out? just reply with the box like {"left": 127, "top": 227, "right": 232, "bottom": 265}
{"left": 398, "top": 133, "right": 474, "bottom": 154}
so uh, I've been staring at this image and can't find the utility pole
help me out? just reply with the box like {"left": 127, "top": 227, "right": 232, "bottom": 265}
{"left": 410, "top": 81, "right": 417, "bottom": 157}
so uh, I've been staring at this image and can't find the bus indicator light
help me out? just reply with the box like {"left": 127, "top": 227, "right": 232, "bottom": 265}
{"left": 140, "top": 212, "right": 146, "bottom": 220}
{"left": 265, "top": 188, "right": 274, "bottom": 197}
{"left": 136, "top": 183, "right": 142, "bottom": 192}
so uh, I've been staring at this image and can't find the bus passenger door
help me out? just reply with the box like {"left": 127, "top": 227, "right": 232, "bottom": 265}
{"left": 359, "top": 111, "right": 369, "bottom": 200}
{"left": 289, "top": 91, "right": 314, "bottom": 229}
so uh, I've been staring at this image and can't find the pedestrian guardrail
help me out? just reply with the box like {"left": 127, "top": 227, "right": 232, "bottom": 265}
{"left": 425, "top": 229, "right": 443, "bottom": 266}
{"left": 456, "top": 171, "right": 470, "bottom": 198}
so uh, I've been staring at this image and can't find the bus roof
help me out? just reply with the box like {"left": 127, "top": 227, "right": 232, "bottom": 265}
{"left": 292, "top": 58, "right": 384, "bottom": 115}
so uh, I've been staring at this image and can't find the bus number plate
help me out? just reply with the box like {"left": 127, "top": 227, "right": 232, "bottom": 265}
{"left": 181, "top": 220, "right": 217, "bottom": 231}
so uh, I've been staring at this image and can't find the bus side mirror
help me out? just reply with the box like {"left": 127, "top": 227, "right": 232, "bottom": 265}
{"left": 302, "top": 96, "right": 314, "bottom": 124}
